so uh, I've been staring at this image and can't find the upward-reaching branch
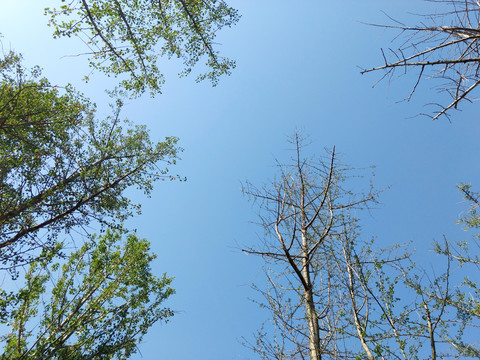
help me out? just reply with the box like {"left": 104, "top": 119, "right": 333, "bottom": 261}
{"left": 242, "top": 133, "right": 380, "bottom": 360}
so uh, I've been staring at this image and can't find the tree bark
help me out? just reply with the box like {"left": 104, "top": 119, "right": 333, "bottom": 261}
{"left": 302, "top": 228, "right": 322, "bottom": 360}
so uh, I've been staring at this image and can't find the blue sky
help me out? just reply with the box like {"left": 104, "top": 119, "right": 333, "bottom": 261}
{"left": 1, "top": 0, "right": 480, "bottom": 359}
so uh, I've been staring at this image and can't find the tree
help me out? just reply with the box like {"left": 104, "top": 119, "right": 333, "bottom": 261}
{"left": 242, "top": 135, "right": 480, "bottom": 359}
{"left": 358, "top": 2, "right": 480, "bottom": 356}
{"left": 241, "top": 134, "right": 381, "bottom": 359}
{"left": 45, "top": 0, "right": 240, "bottom": 96}
{"left": 0, "top": 229, "right": 174, "bottom": 359}
{"left": 417, "top": 183, "right": 480, "bottom": 357}
{"left": 0, "top": 51, "right": 181, "bottom": 274}
{"left": 0, "top": 0, "right": 224, "bottom": 355}
{"left": 361, "top": 0, "right": 480, "bottom": 121}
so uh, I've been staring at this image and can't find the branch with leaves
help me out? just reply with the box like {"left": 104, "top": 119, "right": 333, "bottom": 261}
{"left": 0, "top": 52, "right": 181, "bottom": 273}
{"left": 0, "top": 229, "right": 174, "bottom": 359}
{"left": 45, "top": 0, "right": 240, "bottom": 96}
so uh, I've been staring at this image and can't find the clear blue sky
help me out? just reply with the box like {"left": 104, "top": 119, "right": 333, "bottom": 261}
{"left": 1, "top": 0, "right": 480, "bottom": 359}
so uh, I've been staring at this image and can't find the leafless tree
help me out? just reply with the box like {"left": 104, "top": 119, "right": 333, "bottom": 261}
{"left": 362, "top": 0, "right": 480, "bottom": 120}
{"left": 241, "top": 133, "right": 381, "bottom": 359}
{"left": 241, "top": 134, "right": 480, "bottom": 359}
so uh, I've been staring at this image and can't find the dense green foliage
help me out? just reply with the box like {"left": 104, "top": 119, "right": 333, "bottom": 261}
{"left": 0, "top": 52, "right": 180, "bottom": 272}
{"left": 0, "top": 50, "right": 178, "bottom": 357}
{"left": 0, "top": 0, "right": 240, "bottom": 357}
{"left": 0, "top": 230, "right": 174, "bottom": 359}
{"left": 45, "top": 0, "right": 240, "bottom": 96}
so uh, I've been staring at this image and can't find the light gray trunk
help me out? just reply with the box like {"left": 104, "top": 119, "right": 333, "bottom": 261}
{"left": 301, "top": 230, "right": 322, "bottom": 360}
{"left": 345, "top": 256, "right": 375, "bottom": 360}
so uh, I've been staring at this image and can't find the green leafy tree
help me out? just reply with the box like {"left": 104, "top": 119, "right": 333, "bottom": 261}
{"left": 417, "top": 184, "right": 480, "bottom": 357}
{"left": 0, "top": 229, "right": 174, "bottom": 359}
{"left": 45, "top": 0, "right": 240, "bottom": 96}
{"left": 0, "top": 51, "right": 180, "bottom": 273}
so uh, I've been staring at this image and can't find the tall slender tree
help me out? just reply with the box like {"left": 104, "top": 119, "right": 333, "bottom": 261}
{"left": 242, "top": 134, "right": 380, "bottom": 359}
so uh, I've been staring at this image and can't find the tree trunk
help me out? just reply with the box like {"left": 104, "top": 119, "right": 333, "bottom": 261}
{"left": 302, "top": 230, "right": 322, "bottom": 360}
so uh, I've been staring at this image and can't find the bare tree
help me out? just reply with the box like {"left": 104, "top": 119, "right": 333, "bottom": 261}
{"left": 241, "top": 134, "right": 480, "bottom": 359}
{"left": 241, "top": 133, "right": 381, "bottom": 359}
{"left": 362, "top": 0, "right": 480, "bottom": 120}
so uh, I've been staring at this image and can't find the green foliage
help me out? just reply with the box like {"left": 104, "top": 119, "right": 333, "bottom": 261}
{"left": 0, "top": 229, "right": 174, "bottom": 359}
{"left": 1, "top": 2, "right": 193, "bottom": 356}
{"left": 457, "top": 183, "right": 480, "bottom": 233}
{"left": 45, "top": 0, "right": 240, "bottom": 96}
{"left": 423, "top": 185, "right": 480, "bottom": 357}
{"left": 0, "top": 52, "right": 181, "bottom": 272}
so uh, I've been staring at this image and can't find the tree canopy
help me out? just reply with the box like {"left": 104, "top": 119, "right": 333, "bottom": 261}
{"left": 0, "top": 50, "right": 180, "bottom": 357}
{"left": 1, "top": 229, "right": 174, "bottom": 359}
{"left": 0, "top": 0, "right": 240, "bottom": 357}
{"left": 0, "top": 51, "right": 180, "bottom": 273}
{"left": 45, "top": 0, "right": 240, "bottom": 96}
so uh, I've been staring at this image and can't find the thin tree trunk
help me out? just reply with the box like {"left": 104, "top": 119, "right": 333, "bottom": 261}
{"left": 302, "top": 230, "right": 322, "bottom": 360}
{"left": 344, "top": 255, "right": 375, "bottom": 360}
{"left": 424, "top": 303, "right": 437, "bottom": 360}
